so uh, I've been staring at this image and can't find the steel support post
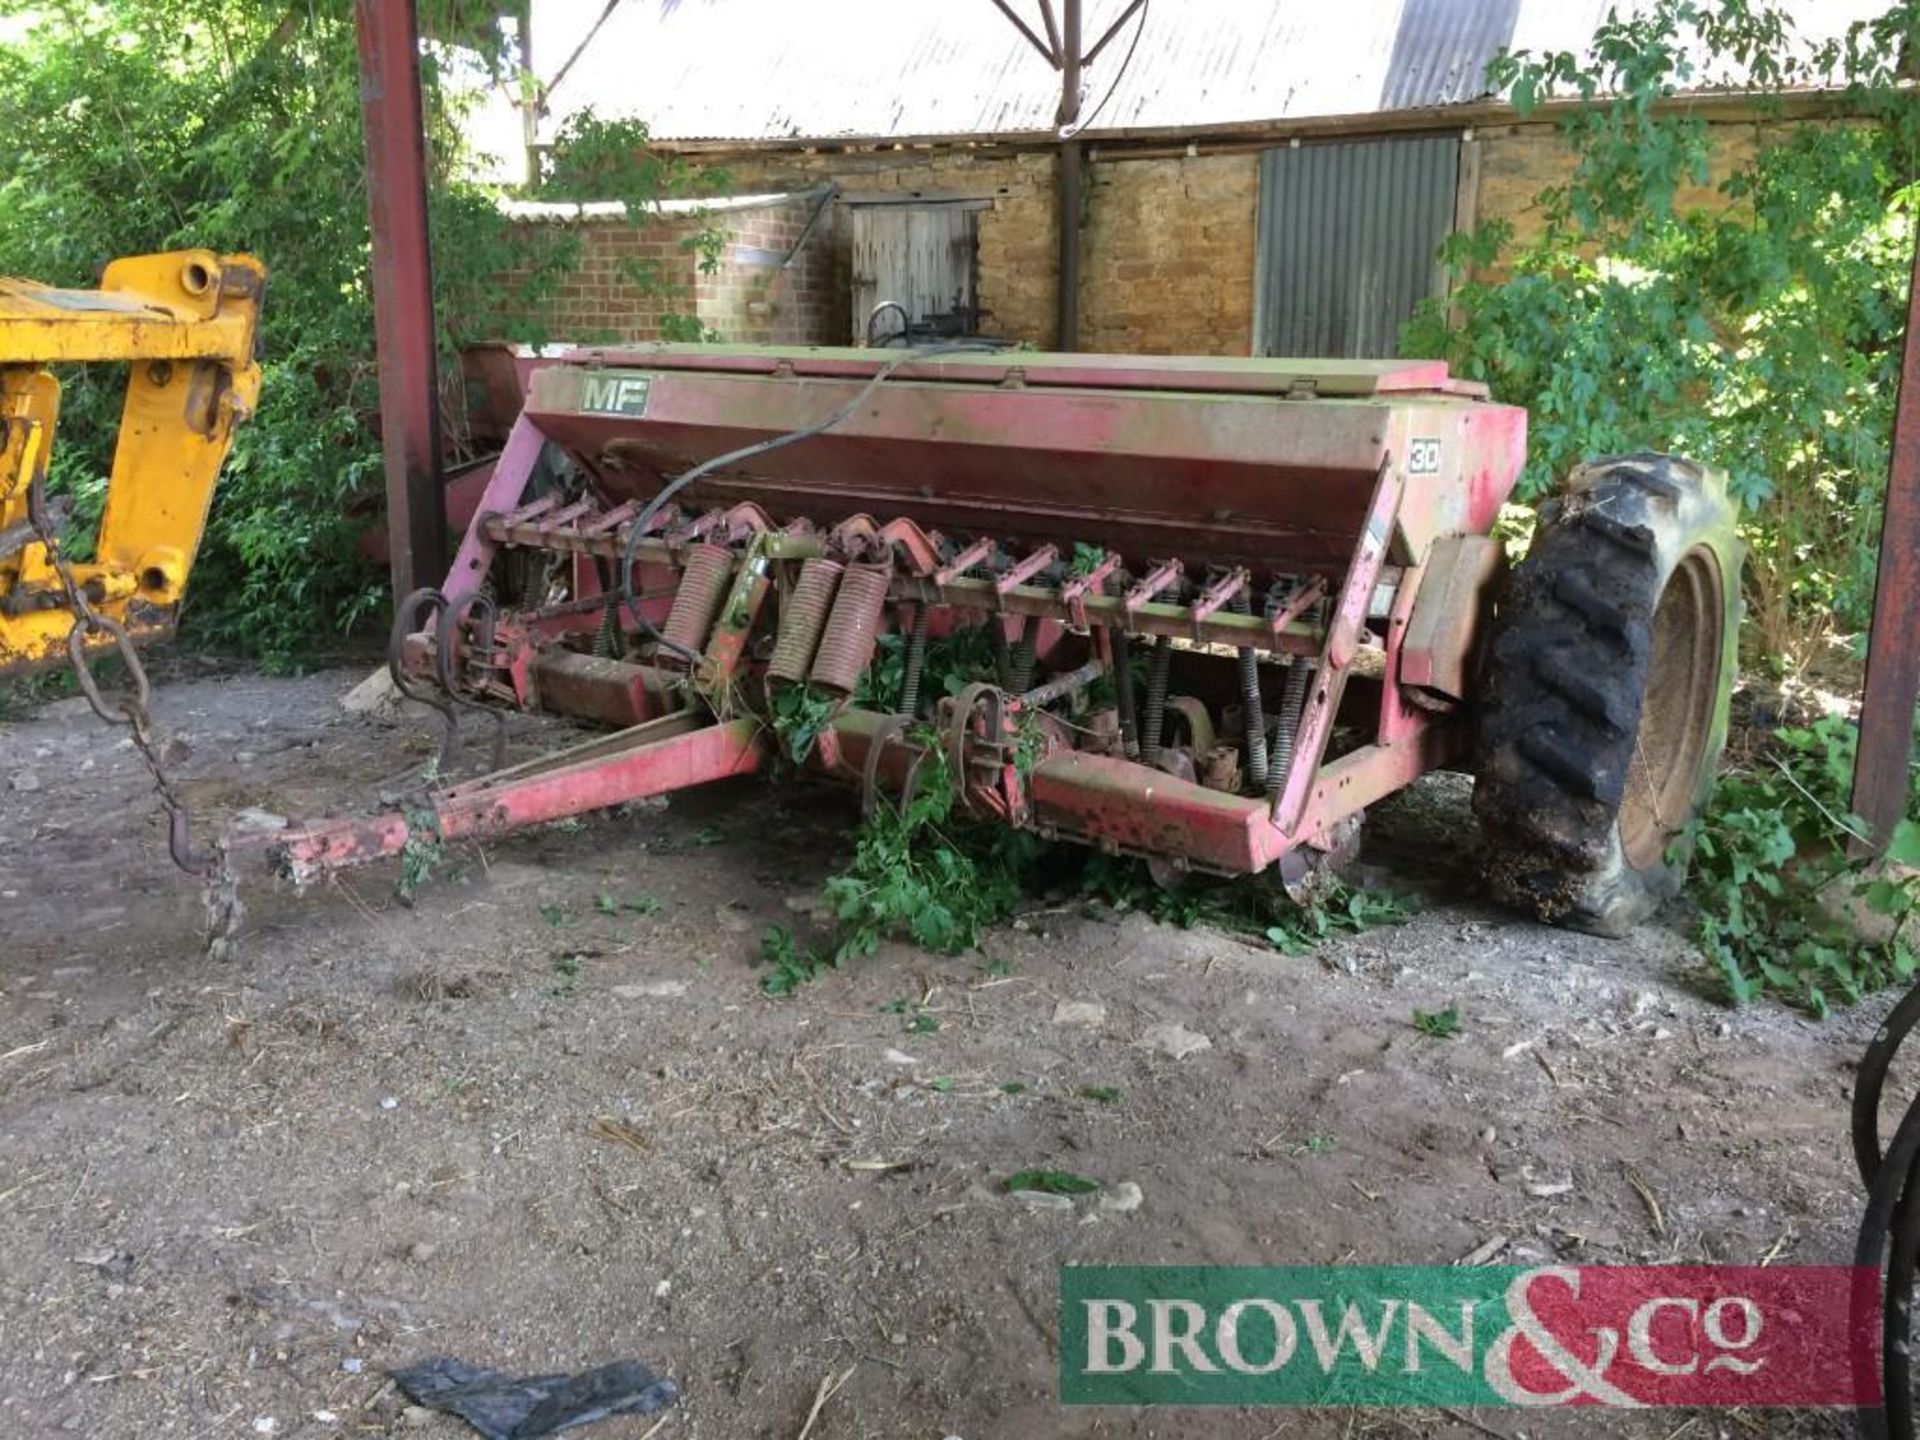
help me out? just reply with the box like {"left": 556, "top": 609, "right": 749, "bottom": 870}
{"left": 355, "top": 0, "right": 447, "bottom": 601}
{"left": 1851, "top": 236, "right": 1920, "bottom": 850}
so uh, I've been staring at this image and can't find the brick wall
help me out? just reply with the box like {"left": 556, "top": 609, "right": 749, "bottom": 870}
{"left": 694, "top": 194, "right": 837, "bottom": 344}
{"left": 497, "top": 115, "right": 1768, "bottom": 357}
{"left": 490, "top": 196, "right": 839, "bottom": 345}
{"left": 492, "top": 216, "right": 699, "bottom": 342}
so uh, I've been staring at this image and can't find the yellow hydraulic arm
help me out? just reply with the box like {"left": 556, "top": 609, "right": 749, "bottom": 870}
{"left": 0, "top": 249, "right": 264, "bottom": 678}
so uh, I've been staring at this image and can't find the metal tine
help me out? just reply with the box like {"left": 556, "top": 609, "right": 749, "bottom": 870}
{"left": 994, "top": 543, "right": 1059, "bottom": 595}
{"left": 499, "top": 494, "right": 558, "bottom": 527}
{"left": 935, "top": 535, "right": 997, "bottom": 588}
{"left": 581, "top": 500, "right": 640, "bottom": 536}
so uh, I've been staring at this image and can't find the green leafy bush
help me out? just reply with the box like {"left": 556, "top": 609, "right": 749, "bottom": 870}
{"left": 1405, "top": 0, "right": 1920, "bottom": 667}
{"left": 1690, "top": 715, "right": 1920, "bottom": 1013}
{"left": 0, "top": 2, "right": 715, "bottom": 669}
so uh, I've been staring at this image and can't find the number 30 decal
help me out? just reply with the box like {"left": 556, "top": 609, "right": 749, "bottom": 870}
{"left": 1408, "top": 438, "right": 1442, "bottom": 474}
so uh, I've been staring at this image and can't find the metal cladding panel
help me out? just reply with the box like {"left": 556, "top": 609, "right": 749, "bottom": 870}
{"left": 1256, "top": 134, "right": 1460, "bottom": 360}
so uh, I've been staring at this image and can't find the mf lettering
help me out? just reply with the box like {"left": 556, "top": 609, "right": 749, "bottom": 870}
{"left": 581, "top": 372, "right": 651, "bottom": 416}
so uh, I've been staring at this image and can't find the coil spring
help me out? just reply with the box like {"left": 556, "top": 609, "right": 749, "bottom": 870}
{"left": 1267, "top": 658, "right": 1314, "bottom": 799}
{"left": 660, "top": 544, "right": 736, "bottom": 656}
{"left": 592, "top": 596, "right": 622, "bottom": 659}
{"left": 768, "top": 557, "right": 844, "bottom": 684}
{"left": 1231, "top": 586, "right": 1269, "bottom": 793}
{"left": 1006, "top": 614, "right": 1040, "bottom": 694}
{"left": 810, "top": 562, "right": 892, "bottom": 693}
{"left": 1140, "top": 636, "right": 1173, "bottom": 767}
{"left": 898, "top": 604, "right": 932, "bottom": 717}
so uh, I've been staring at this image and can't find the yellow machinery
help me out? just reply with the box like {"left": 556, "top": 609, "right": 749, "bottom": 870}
{"left": 0, "top": 249, "right": 264, "bottom": 678}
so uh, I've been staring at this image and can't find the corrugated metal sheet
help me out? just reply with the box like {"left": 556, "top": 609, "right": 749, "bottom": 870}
{"left": 1378, "top": 0, "right": 1522, "bottom": 111}
{"left": 1254, "top": 134, "right": 1460, "bottom": 359}
{"left": 525, "top": 0, "right": 1885, "bottom": 145}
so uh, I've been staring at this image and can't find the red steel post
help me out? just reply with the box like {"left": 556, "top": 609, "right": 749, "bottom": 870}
{"left": 355, "top": 0, "right": 447, "bottom": 601}
{"left": 1851, "top": 236, "right": 1920, "bottom": 851}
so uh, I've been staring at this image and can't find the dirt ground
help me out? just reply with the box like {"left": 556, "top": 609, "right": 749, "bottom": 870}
{"left": 0, "top": 659, "right": 1887, "bottom": 1440}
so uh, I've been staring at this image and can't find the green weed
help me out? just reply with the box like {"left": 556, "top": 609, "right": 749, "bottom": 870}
{"left": 397, "top": 805, "right": 444, "bottom": 904}
{"left": 1412, "top": 1005, "right": 1462, "bottom": 1039}
{"left": 757, "top": 924, "right": 833, "bottom": 997}
{"left": 770, "top": 683, "right": 837, "bottom": 765}
{"left": 549, "top": 952, "right": 583, "bottom": 997}
{"left": 1689, "top": 715, "right": 1920, "bottom": 1014}
{"left": 1080, "top": 853, "right": 1408, "bottom": 954}
{"left": 1005, "top": 1169, "right": 1099, "bottom": 1196}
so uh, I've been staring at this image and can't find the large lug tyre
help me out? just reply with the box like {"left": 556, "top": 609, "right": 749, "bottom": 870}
{"left": 1472, "top": 452, "right": 1743, "bottom": 936}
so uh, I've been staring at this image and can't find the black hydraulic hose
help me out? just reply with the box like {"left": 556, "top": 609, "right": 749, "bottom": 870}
{"left": 1883, "top": 1148, "right": 1920, "bottom": 1440}
{"left": 1850, "top": 977, "right": 1920, "bottom": 1440}
{"left": 618, "top": 342, "right": 1000, "bottom": 665}
{"left": 1855, "top": 981, "right": 1920, "bottom": 1187}
{"left": 1854, "top": 1087, "right": 1920, "bottom": 1440}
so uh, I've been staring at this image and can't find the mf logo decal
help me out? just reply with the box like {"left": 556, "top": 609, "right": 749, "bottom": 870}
{"left": 1408, "top": 438, "right": 1442, "bottom": 475}
{"left": 580, "top": 370, "right": 653, "bottom": 417}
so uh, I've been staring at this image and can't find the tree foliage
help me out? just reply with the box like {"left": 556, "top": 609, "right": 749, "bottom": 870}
{"left": 1405, "top": 0, "right": 1920, "bottom": 668}
{"left": 0, "top": 0, "right": 704, "bottom": 666}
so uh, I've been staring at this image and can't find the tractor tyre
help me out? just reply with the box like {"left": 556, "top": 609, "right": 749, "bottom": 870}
{"left": 1472, "top": 452, "right": 1742, "bottom": 936}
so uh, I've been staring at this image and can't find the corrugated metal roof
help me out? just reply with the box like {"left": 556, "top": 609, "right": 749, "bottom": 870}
{"left": 524, "top": 0, "right": 1883, "bottom": 146}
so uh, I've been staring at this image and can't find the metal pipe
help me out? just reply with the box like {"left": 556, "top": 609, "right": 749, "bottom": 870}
{"left": 354, "top": 0, "right": 446, "bottom": 602}
{"left": 1111, "top": 627, "right": 1139, "bottom": 758}
{"left": 1020, "top": 657, "right": 1105, "bottom": 709}
{"left": 1851, "top": 227, "right": 1920, "bottom": 852}
{"left": 1056, "top": 0, "right": 1082, "bottom": 351}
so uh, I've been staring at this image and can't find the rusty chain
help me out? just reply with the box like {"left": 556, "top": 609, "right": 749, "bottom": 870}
{"left": 23, "top": 468, "right": 242, "bottom": 907}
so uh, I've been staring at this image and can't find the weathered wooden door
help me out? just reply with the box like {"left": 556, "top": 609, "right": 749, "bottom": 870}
{"left": 849, "top": 204, "right": 978, "bottom": 341}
